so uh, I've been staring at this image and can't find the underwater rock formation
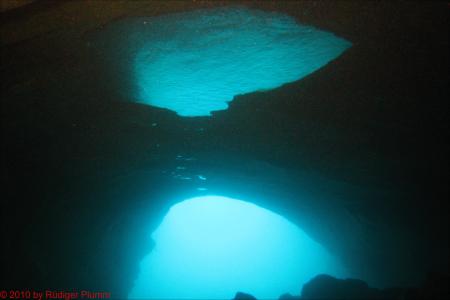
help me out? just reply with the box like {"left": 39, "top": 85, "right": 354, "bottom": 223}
{"left": 2, "top": 2, "right": 448, "bottom": 300}
{"left": 233, "top": 292, "right": 258, "bottom": 300}
{"left": 301, "top": 273, "right": 450, "bottom": 300}
{"left": 231, "top": 272, "right": 449, "bottom": 300}
{"left": 278, "top": 293, "right": 300, "bottom": 300}
{"left": 301, "top": 274, "right": 380, "bottom": 299}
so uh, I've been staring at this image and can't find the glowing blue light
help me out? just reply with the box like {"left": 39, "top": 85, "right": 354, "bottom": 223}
{"left": 133, "top": 7, "right": 351, "bottom": 116}
{"left": 129, "top": 196, "right": 347, "bottom": 299}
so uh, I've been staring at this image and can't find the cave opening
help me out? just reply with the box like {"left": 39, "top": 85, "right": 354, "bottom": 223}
{"left": 133, "top": 7, "right": 351, "bottom": 117}
{"left": 128, "top": 195, "right": 347, "bottom": 299}
{"left": 93, "top": 6, "right": 351, "bottom": 117}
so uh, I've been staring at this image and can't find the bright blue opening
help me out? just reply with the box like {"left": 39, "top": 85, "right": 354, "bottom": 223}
{"left": 133, "top": 7, "right": 351, "bottom": 116}
{"left": 129, "top": 196, "right": 347, "bottom": 299}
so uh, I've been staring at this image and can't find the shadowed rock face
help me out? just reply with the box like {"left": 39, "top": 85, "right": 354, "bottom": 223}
{"left": 1, "top": 1, "right": 448, "bottom": 299}
{"left": 0, "top": 0, "right": 35, "bottom": 12}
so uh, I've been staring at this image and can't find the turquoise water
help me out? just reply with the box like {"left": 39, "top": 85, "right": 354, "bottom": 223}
{"left": 133, "top": 7, "right": 351, "bottom": 116}
{"left": 128, "top": 196, "right": 347, "bottom": 299}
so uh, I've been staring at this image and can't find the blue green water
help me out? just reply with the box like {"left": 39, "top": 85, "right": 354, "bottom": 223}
{"left": 133, "top": 7, "right": 351, "bottom": 116}
{"left": 129, "top": 196, "right": 347, "bottom": 299}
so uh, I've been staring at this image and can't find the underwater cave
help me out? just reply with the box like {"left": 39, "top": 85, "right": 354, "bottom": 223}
{"left": 1, "top": 1, "right": 449, "bottom": 300}
{"left": 129, "top": 195, "right": 347, "bottom": 299}
{"left": 129, "top": 7, "right": 351, "bottom": 117}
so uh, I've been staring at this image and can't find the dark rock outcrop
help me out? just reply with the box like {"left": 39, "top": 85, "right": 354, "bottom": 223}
{"left": 301, "top": 273, "right": 450, "bottom": 300}
{"left": 279, "top": 292, "right": 301, "bottom": 300}
{"left": 301, "top": 274, "right": 381, "bottom": 299}
{"left": 230, "top": 272, "right": 450, "bottom": 300}
{"left": 233, "top": 291, "right": 258, "bottom": 300}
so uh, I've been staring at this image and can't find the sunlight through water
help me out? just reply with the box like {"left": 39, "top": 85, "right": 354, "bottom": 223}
{"left": 131, "top": 7, "right": 351, "bottom": 116}
{"left": 129, "top": 196, "right": 347, "bottom": 299}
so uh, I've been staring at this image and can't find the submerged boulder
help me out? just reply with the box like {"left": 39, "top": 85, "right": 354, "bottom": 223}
{"left": 233, "top": 291, "right": 258, "bottom": 300}
{"left": 301, "top": 274, "right": 381, "bottom": 299}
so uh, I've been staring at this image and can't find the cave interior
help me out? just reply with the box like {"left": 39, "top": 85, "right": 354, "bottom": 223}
{"left": 1, "top": 1, "right": 449, "bottom": 299}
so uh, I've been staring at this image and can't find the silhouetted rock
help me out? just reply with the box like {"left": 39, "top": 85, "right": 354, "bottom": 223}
{"left": 229, "top": 272, "right": 449, "bottom": 300}
{"left": 300, "top": 273, "right": 450, "bottom": 299}
{"left": 301, "top": 274, "right": 382, "bottom": 299}
{"left": 279, "top": 292, "right": 301, "bottom": 300}
{"left": 233, "top": 292, "right": 258, "bottom": 300}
